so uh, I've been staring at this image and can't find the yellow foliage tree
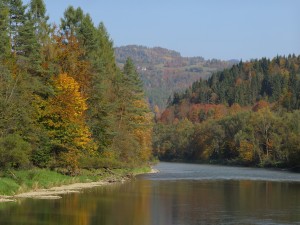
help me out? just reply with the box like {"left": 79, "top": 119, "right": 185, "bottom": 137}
{"left": 239, "top": 140, "right": 254, "bottom": 164}
{"left": 131, "top": 99, "right": 153, "bottom": 161}
{"left": 43, "top": 73, "right": 93, "bottom": 174}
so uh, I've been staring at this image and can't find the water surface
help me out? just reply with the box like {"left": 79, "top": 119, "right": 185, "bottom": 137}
{"left": 0, "top": 162, "right": 299, "bottom": 225}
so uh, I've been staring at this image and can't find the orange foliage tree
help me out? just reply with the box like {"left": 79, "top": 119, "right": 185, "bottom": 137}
{"left": 50, "top": 30, "right": 91, "bottom": 95}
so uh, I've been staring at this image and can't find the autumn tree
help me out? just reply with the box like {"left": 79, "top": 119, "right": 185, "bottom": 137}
{"left": 42, "top": 73, "right": 93, "bottom": 174}
{"left": 50, "top": 31, "right": 91, "bottom": 94}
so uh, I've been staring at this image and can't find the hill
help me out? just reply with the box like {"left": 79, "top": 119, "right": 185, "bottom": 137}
{"left": 154, "top": 54, "right": 300, "bottom": 169}
{"left": 115, "top": 45, "right": 236, "bottom": 110}
{"left": 167, "top": 55, "right": 300, "bottom": 113}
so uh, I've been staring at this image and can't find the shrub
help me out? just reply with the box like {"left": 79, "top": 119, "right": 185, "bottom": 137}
{"left": 0, "top": 134, "right": 32, "bottom": 169}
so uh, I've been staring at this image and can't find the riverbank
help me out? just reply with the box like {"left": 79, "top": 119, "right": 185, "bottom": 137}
{"left": 161, "top": 159, "right": 300, "bottom": 173}
{"left": 0, "top": 167, "right": 159, "bottom": 202}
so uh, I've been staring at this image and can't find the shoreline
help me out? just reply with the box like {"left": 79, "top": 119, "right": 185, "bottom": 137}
{"left": 0, "top": 181, "right": 117, "bottom": 203}
{"left": 0, "top": 167, "right": 159, "bottom": 203}
{"left": 161, "top": 160, "right": 300, "bottom": 173}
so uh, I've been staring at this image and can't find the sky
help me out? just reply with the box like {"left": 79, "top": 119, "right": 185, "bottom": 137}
{"left": 23, "top": 0, "right": 300, "bottom": 60}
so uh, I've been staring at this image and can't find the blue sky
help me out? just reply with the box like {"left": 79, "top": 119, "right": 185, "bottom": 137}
{"left": 23, "top": 0, "right": 300, "bottom": 60}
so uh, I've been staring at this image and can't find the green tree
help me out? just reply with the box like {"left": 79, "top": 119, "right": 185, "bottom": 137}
{"left": 15, "top": 16, "right": 40, "bottom": 73}
{"left": 113, "top": 58, "right": 153, "bottom": 163}
{"left": 86, "top": 22, "right": 118, "bottom": 152}
{"left": 0, "top": 134, "right": 31, "bottom": 169}
{"left": 117, "top": 58, "right": 145, "bottom": 127}
{"left": 29, "top": 0, "right": 49, "bottom": 40}
{"left": 60, "top": 6, "right": 83, "bottom": 35}
{"left": 7, "top": 0, "right": 27, "bottom": 53}
{"left": 0, "top": 0, "right": 10, "bottom": 60}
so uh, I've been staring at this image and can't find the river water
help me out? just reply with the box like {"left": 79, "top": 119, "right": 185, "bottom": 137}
{"left": 0, "top": 162, "right": 300, "bottom": 225}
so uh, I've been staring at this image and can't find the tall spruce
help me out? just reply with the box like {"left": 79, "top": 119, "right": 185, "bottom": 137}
{"left": 0, "top": 0, "right": 10, "bottom": 60}
{"left": 86, "top": 23, "right": 119, "bottom": 152}
{"left": 61, "top": 6, "right": 97, "bottom": 61}
{"left": 112, "top": 58, "right": 153, "bottom": 162}
{"left": 7, "top": 0, "right": 27, "bottom": 53}
{"left": 60, "top": 6, "right": 83, "bottom": 35}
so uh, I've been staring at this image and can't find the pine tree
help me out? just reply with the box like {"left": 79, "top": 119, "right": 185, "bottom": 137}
{"left": 29, "top": 0, "right": 49, "bottom": 46}
{"left": 86, "top": 23, "right": 119, "bottom": 152}
{"left": 15, "top": 16, "right": 40, "bottom": 73}
{"left": 60, "top": 7, "right": 97, "bottom": 60}
{"left": 121, "top": 58, "right": 146, "bottom": 126}
{"left": 113, "top": 58, "right": 153, "bottom": 163}
{"left": 60, "top": 6, "right": 83, "bottom": 35}
{"left": 0, "top": 0, "right": 10, "bottom": 60}
{"left": 7, "top": 0, "right": 27, "bottom": 53}
{"left": 77, "top": 14, "right": 97, "bottom": 59}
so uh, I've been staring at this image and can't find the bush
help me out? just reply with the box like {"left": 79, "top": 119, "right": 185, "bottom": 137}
{"left": 0, "top": 134, "right": 32, "bottom": 169}
{"left": 79, "top": 155, "right": 123, "bottom": 169}
{"left": 31, "top": 146, "right": 51, "bottom": 168}
{"left": 31, "top": 136, "right": 51, "bottom": 168}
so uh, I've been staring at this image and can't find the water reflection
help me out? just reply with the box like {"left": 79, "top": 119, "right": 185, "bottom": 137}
{"left": 0, "top": 163, "right": 300, "bottom": 225}
{"left": 147, "top": 180, "right": 300, "bottom": 225}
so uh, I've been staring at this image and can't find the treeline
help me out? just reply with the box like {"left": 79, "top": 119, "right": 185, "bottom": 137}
{"left": 0, "top": 0, "right": 153, "bottom": 175}
{"left": 154, "top": 109, "right": 300, "bottom": 168}
{"left": 154, "top": 56, "right": 300, "bottom": 169}
{"left": 170, "top": 55, "right": 300, "bottom": 109}
{"left": 115, "top": 45, "right": 181, "bottom": 65}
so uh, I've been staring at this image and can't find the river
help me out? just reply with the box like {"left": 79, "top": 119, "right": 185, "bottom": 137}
{"left": 0, "top": 162, "right": 300, "bottom": 225}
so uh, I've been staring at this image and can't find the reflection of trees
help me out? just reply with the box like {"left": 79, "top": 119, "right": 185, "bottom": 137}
{"left": 0, "top": 193, "right": 98, "bottom": 225}
{"left": 0, "top": 180, "right": 299, "bottom": 224}
{"left": 149, "top": 180, "right": 300, "bottom": 224}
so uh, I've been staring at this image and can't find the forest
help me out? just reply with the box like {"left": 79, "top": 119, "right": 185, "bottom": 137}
{"left": 0, "top": 0, "right": 153, "bottom": 176}
{"left": 154, "top": 55, "right": 300, "bottom": 169}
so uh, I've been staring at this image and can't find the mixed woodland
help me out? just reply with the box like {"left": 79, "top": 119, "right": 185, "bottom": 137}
{"left": 0, "top": 0, "right": 153, "bottom": 175}
{"left": 154, "top": 56, "right": 300, "bottom": 169}
{"left": 1, "top": 0, "right": 299, "bottom": 178}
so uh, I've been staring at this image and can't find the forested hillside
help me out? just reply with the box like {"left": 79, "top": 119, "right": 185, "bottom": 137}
{"left": 115, "top": 45, "right": 236, "bottom": 110}
{"left": 154, "top": 55, "right": 300, "bottom": 169}
{"left": 0, "top": 0, "right": 153, "bottom": 175}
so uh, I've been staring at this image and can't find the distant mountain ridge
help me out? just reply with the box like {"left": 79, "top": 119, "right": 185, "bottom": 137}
{"left": 115, "top": 45, "right": 182, "bottom": 64}
{"left": 115, "top": 45, "right": 236, "bottom": 110}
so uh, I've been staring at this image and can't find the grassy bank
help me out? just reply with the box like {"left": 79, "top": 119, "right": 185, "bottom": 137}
{"left": 0, "top": 166, "right": 151, "bottom": 196}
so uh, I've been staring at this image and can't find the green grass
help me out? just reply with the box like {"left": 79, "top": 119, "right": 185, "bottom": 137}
{"left": 0, "top": 177, "right": 20, "bottom": 195}
{"left": 0, "top": 169, "right": 75, "bottom": 195}
{"left": 0, "top": 166, "right": 151, "bottom": 196}
{"left": 129, "top": 166, "right": 152, "bottom": 174}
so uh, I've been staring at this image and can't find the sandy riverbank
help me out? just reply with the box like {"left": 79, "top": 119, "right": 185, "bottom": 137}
{"left": 0, "top": 181, "right": 113, "bottom": 202}
{"left": 0, "top": 167, "right": 159, "bottom": 203}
